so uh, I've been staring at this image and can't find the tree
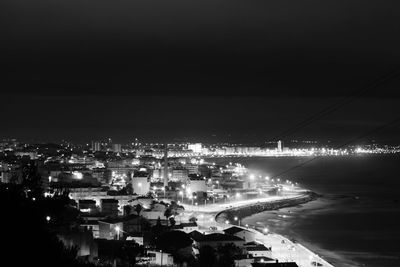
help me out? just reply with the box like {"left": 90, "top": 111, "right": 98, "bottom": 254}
{"left": 123, "top": 205, "right": 132, "bottom": 216}
{"left": 199, "top": 245, "right": 217, "bottom": 267}
{"left": 216, "top": 243, "right": 242, "bottom": 267}
{"left": 169, "top": 217, "right": 176, "bottom": 227}
{"left": 134, "top": 204, "right": 143, "bottom": 216}
{"left": 189, "top": 216, "right": 198, "bottom": 223}
{"left": 164, "top": 207, "right": 172, "bottom": 224}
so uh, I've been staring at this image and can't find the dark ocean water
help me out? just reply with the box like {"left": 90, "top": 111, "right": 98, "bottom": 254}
{"left": 209, "top": 155, "right": 400, "bottom": 267}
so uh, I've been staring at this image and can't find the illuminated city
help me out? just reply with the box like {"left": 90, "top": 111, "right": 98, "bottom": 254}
{"left": 2, "top": 1, "right": 400, "bottom": 267}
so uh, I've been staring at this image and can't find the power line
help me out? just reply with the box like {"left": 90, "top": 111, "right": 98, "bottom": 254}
{"left": 268, "top": 68, "right": 400, "bottom": 142}
{"left": 270, "top": 116, "right": 400, "bottom": 179}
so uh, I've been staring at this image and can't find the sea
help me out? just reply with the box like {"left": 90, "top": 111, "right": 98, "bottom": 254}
{"left": 208, "top": 155, "right": 400, "bottom": 267}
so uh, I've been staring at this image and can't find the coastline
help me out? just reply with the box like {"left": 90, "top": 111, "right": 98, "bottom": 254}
{"left": 181, "top": 191, "right": 334, "bottom": 267}
{"left": 210, "top": 192, "right": 335, "bottom": 267}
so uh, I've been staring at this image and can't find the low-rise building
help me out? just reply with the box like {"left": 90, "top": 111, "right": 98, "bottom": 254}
{"left": 147, "top": 250, "right": 174, "bottom": 266}
{"left": 190, "top": 231, "right": 245, "bottom": 250}
{"left": 101, "top": 199, "right": 119, "bottom": 217}
{"left": 132, "top": 171, "right": 150, "bottom": 195}
{"left": 224, "top": 226, "right": 257, "bottom": 243}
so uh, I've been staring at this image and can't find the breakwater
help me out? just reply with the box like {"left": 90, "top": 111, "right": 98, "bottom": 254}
{"left": 215, "top": 192, "right": 319, "bottom": 224}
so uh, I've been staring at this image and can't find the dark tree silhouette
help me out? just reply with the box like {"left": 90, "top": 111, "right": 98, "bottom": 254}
{"left": 199, "top": 245, "right": 217, "bottom": 267}
{"left": 134, "top": 204, "right": 143, "bottom": 215}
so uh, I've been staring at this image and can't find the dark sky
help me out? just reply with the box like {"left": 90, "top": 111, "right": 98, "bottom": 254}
{"left": 1, "top": 0, "right": 400, "bottom": 143}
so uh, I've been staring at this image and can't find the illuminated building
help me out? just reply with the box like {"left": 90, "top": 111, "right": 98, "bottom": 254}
{"left": 132, "top": 171, "right": 151, "bottom": 195}
{"left": 188, "top": 174, "right": 207, "bottom": 193}
{"left": 188, "top": 143, "right": 202, "bottom": 153}
{"left": 92, "top": 141, "right": 101, "bottom": 152}
{"left": 171, "top": 167, "right": 188, "bottom": 183}
{"left": 184, "top": 163, "right": 198, "bottom": 174}
{"left": 277, "top": 140, "right": 283, "bottom": 152}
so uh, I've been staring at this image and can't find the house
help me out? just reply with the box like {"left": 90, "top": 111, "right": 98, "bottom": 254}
{"left": 190, "top": 231, "right": 245, "bottom": 250}
{"left": 101, "top": 199, "right": 119, "bottom": 217}
{"left": 172, "top": 222, "right": 198, "bottom": 233}
{"left": 78, "top": 199, "right": 98, "bottom": 213}
{"left": 80, "top": 220, "right": 100, "bottom": 238}
{"left": 234, "top": 254, "right": 254, "bottom": 267}
{"left": 224, "top": 226, "right": 257, "bottom": 243}
{"left": 147, "top": 250, "right": 174, "bottom": 266}
{"left": 244, "top": 242, "right": 272, "bottom": 258}
{"left": 98, "top": 214, "right": 148, "bottom": 240}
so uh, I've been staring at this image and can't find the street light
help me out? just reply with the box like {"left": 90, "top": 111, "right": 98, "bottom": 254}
{"left": 179, "top": 191, "right": 183, "bottom": 202}
{"left": 115, "top": 226, "right": 120, "bottom": 240}
{"left": 46, "top": 216, "right": 51, "bottom": 223}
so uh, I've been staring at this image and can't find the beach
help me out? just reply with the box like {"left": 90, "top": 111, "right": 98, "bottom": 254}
{"left": 208, "top": 155, "right": 400, "bottom": 267}
{"left": 181, "top": 191, "right": 334, "bottom": 267}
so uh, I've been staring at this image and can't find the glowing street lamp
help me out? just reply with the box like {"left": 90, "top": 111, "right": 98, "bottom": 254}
{"left": 236, "top": 192, "right": 241, "bottom": 198}
{"left": 179, "top": 191, "right": 184, "bottom": 202}
{"left": 46, "top": 216, "right": 51, "bottom": 223}
{"left": 263, "top": 227, "right": 269, "bottom": 234}
{"left": 234, "top": 216, "right": 241, "bottom": 226}
{"left": 265, "top": 176, "right": 270, "bottom": 181}
{"left": 115, "top": 226, "right": 120, "bottom": 240}
{"left": 249, "top": 174, "right": 255, "bottom": 180}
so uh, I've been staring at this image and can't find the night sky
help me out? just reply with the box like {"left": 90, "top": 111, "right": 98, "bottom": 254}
{"left": 1, "top": 0, "right": 400, "bottom": 143}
